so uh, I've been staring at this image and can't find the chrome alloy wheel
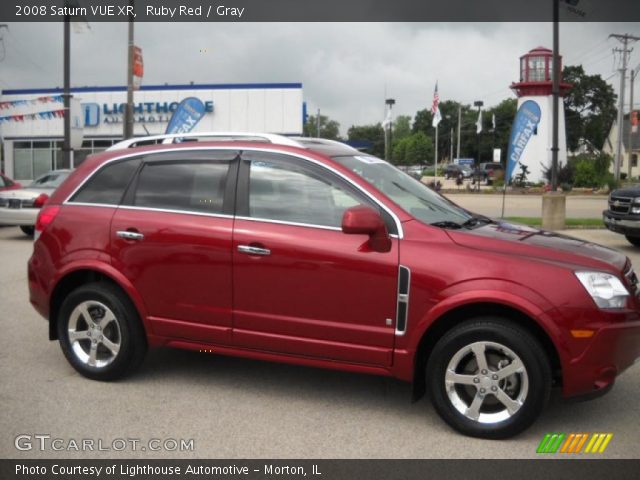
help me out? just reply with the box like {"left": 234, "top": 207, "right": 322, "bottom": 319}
{"left": 444, "top": 341, "right": 528, "bottom": 424}
{"left": 67, "top": 300, "right": 121, "bottom": 368}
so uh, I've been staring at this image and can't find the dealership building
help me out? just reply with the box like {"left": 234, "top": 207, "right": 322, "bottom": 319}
{"left": 0, "top": 82, "right": 303, "bottom": 181}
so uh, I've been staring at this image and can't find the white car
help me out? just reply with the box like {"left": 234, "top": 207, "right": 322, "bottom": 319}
{"left": 0, "top": 170, "right": 71, "bottom": 236}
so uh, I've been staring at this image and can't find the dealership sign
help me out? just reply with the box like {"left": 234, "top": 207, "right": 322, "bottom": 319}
{"left": 82, "top": 99, "right": 214, "bottom": 127}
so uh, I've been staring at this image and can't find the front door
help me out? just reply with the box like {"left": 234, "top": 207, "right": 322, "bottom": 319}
{"left": 232, "top": 151, "right": 399, "bottom": 366}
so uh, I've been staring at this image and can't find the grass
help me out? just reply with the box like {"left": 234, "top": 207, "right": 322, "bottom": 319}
{"left": 503, "top": 217, "right": 604, "bottom": 229}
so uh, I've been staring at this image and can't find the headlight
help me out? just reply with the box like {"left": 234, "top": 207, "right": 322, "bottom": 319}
{"left": 633, "top": 197, "right": 640, "bottom": 204}
{"left": 575, "top": 271, "right": 629, "bottom": 309}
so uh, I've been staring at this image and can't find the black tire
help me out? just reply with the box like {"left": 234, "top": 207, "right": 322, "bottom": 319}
{"left": 57, "top": 283, "right": 147, "bottom": 381}
{"left": 20, "top": 226, "right": 34, "bottom": 236}
{"left": 625, "top": 235, "right": 640, "bottom": 247}
{"left": 426, "top": 318, "right": 551, "bottom": 439}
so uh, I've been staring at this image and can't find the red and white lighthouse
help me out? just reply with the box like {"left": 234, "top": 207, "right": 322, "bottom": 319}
{"left": 510, "top": 47, "right": 572, "bottom": 183}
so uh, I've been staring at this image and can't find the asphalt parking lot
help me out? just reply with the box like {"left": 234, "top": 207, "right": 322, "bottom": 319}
{"left": 1, "top": 224, "right": 639, "bottom": 459}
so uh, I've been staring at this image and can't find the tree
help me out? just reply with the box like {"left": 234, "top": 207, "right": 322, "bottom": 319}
{"left": 404, "top": 132, "right": 433, "bottom": 165}
{"left": 347, "top": 123, "right": 385, "bottom": 158}
{"left": 303, "top": 114, "right": 341, "bottom": 140}
{"left": 563, "top": 65, "right": 617, "bottom": 153}
{"left": 393, "top": 115, "right": 412, "bottom": 142}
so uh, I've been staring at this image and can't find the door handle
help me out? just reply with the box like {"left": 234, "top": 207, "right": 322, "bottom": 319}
{"left": 116, "top": 230, "right": 144, "bottom": 241}
{"left": 238, "top": 244, "right": 271, "bottom": 256}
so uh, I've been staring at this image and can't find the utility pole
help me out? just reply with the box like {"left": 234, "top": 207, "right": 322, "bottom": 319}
{"left": 123, "top": 0, "right": 135, "bottom": 140}
{"left": 450, "top": 127, "right": 454, "bottom": 162}
{"left": 62, "top": 16, "right": 72, "bottom": 168}
{"left": 550, "top": 0, "right": 560, "bottom": 191}
{"left": 610, "top": 33, "right": 640, "bottom": 181}
{"left": 385, "top": 98, "right": 395, "bottom": 161}
{"left": 456, "top": 104, "right": 461, "bottom": 159}
{"left": 316, "top": 108, "right": 320, "bottom": 137}
{"left": 628, "top": 67, "right": 638, "bottom": 180}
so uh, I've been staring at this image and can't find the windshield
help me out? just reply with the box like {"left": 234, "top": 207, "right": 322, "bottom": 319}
{"left": 29, "top": 171, "right": 69, "bottom": 188}
{"left": 332, "top": 155, "right": 472, "bottom": 226}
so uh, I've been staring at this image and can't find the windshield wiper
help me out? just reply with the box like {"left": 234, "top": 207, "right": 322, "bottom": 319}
{"left": 461, "top": 214, "right": 495, "bottom": 228}
{"left": 430, "top": 221, "right": 463, "bottom": 230}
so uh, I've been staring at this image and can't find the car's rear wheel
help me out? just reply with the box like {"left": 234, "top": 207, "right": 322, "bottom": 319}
{"left": 625, "top": 235, "right": 640, "bottom": 247}
{"left": 20, "top": 226, "right": 34, "bottom": 236}
{"left": 57, "top": 283, "right": 147, "bottom": 381}
{"left": 426, "top": 318, "right": 551, "bottom": 439}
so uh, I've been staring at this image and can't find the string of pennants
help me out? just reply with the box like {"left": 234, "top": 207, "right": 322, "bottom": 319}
{"left": 0, "top": 109, "right": 66, "bottom": 123}
{"left": 0, "top": 95, "right": 64, "bottom": 110}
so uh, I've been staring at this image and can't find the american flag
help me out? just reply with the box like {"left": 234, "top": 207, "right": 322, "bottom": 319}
{"left": 431, "top": 82, "right": 442, "bottom": 128}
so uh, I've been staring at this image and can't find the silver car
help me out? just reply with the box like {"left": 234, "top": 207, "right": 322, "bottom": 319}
{"left": 0, "top": 170, "right": 71, "bottom": 236}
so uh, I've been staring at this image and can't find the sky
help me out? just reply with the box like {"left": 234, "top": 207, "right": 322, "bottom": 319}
{"left": 0, "top": 22, "right": 638, "bottom": 134}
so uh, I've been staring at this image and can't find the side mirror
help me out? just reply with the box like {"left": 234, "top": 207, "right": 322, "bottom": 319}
{"left": 341, "top": 205, "right": 391, "bottom": 252}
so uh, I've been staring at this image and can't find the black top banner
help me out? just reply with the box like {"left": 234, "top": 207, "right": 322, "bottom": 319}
{"left": 1, "top": 0, "right": 640, "bottom": 22}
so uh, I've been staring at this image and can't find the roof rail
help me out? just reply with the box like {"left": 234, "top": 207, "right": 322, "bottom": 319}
{"left": 107, "top": 132, "right": 304, "bottom": 151}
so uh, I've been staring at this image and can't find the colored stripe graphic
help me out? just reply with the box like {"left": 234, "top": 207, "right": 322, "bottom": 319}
{"left": 538, "top": 433, "right": 613, "bottom": 454}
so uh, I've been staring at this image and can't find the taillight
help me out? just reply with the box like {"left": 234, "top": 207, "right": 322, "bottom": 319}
{"left": 33, "top": 193, "right": 49, "bottom": 208}
{"left": 35, "top": 206, "right": 60, "bottom": 239}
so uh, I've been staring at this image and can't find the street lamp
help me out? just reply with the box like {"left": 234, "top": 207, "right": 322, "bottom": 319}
{"left": 474, "top": 100, "right": 484, "bottom": 164}
{"left": 385, "top": 98, "right": 395, "bottom": 161}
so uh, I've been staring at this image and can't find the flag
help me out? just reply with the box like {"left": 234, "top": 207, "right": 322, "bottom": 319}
{"left": 382, "top": 108, "right": 392, "bottom": 129}
{"left": 492, "top": 113, "right": 496, "bottom": 131}
{"left": 506, "top": 100, "right": 542, "bottom": 183}
{"left": 431, "top": 82, "right": 441, "bottom": 128}
{"left": 476, "top": 109, "right": 483, "bottom": 134}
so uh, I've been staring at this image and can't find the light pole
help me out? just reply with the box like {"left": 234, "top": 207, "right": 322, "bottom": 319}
{"left": 474, "top": 100, "right": 484, "bottom": 164}
{"left": 385, "top": 98, "right": 395, "bottom": 161}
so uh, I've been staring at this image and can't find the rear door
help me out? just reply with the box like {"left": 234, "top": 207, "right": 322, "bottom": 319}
{"left": 231, "top": 150, "right": 399, "bottom": 366}
{"left": 110, "top": 150, "right": 238, "bottom": 344}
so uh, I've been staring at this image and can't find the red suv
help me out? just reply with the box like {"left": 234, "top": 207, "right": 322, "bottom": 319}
{"left": 28, "top": 133, "right": 640, "bottom": 438}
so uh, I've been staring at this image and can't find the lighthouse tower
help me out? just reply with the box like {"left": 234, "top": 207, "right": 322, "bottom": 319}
{"left": 510, "top": 47, "right": 572, "bottom": 183}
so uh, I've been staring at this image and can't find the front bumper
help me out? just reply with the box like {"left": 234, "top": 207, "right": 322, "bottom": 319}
{"left": 603, "top": 210, "right": 640, "bottom": 236}
{"left": 563, "top": 317, "right": 640, "bottom": 398}
{"left": 0, "top": 206, "right": 38, "bottom": 226}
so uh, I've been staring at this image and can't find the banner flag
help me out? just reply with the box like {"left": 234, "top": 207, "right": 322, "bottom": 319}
{"left": 505, "top": 100, "right": 542, "bottom": 183}
{"left": 165, "top": 97, "right": 207, "bottom": 137}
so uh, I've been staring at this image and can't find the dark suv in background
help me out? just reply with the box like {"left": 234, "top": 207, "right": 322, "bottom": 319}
{"left": 603, "top": 185, "right": 640, "bottom": 246}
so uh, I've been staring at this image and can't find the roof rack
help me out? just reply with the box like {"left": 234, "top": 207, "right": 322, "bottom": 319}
{"left": 107, "top": 132, "right": 304, "bottom": 151}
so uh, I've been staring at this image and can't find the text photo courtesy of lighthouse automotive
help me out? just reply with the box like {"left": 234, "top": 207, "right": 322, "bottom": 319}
{"left": 1, "top": 7, "right": 640, "bottom": 466}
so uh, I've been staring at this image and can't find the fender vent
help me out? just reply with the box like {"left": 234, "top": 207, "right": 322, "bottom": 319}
{"left": 396, "top": 266, "right": 410, "bottom": 335}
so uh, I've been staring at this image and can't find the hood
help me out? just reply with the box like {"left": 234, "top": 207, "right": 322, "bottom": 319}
{"left": 0, "top": 187, "right": 53, "bottom": 200}
{"left": 446, "top": 220, "right": 628, "bottom": 273}
{"left": 611, "top": 186, "right": 640, "bottom": 198}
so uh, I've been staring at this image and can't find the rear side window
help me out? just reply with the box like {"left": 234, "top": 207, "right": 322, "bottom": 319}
{"left": 71, "top": 160, "right": 140, "bottom": 205}
{"left": 133, "top": 161, "right": 230, "bottom": 214}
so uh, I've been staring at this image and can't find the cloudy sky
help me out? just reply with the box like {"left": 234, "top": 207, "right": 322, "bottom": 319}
{"left": 0, "top": 22, "right": 638, "bottom": 134}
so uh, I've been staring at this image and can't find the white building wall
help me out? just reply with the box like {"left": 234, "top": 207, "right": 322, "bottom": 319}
{"left": 515, "top": 95, "right": 568, "bottom": 183}
{"left": 0, "top": 84, "right": 303, "bottom": 179}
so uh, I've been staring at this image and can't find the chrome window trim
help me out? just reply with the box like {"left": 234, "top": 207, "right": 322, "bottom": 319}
{"left": 236, "top": 215, "right": 342, "bottom": 232}
{"left": 63, "top": 146, "right": 404, "bottom": 239}
{"left": 117, "top": 205, "right": 234, "bottom": 220}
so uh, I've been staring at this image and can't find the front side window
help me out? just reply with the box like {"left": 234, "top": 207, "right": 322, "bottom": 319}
{"left": 133, "top": 161, "right": 231, "bottom": 214}
{"left": 246, "top": 155, "right": 366, "bottom": 229}
{"left": 71, "top": 159, "right": 140, "bottom": 205}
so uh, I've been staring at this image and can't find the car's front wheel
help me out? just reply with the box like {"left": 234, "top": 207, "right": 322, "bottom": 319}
{"left": 625, "top": 235, "right": 640, "bottom": 247}
{"left": 20, "top": 226, "right": 34, "bottom": 236}
{"left": 426, "top": 318, "right": 551, "bottom": 439}
{"left": 57, "top": 283, "right": 147, "bottom": 381}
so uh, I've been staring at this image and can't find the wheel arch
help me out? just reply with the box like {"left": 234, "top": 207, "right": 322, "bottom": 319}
{"left": 49, "top": 266, "right": 150, "bottom": 341}
{"left": 411, "top": 301, "right": 562, "bottom": 402}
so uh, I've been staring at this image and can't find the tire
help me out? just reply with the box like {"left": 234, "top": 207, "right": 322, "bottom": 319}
{"left": 426, "top": 318, "right": 551, "bottom": 439}
{"left": 625, "top": 235, "right": 640, "bottom": 247}
{"left": 20, "top": 226, "right": 34, "bottom": 236}
{"left": 57, "top": 283, "right": 147, "bottom": 381}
